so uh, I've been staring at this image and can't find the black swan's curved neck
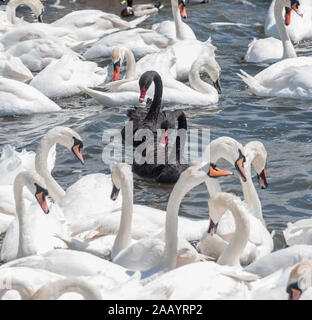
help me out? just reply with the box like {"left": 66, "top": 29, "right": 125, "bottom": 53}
{"left": 144, "top": 72, "right": 163, "bottom": 124}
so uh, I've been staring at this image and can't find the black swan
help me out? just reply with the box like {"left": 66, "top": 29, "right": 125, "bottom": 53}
{"left": 132, "top": 110, "right": 189, "bottom": 184}
{"left": 121, "top": 71, "right": 168, "bottom": 147}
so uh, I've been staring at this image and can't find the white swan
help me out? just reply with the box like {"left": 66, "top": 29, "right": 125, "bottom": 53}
{"left": 265, "top": 0, "right": 312, "bottom": 43}
{"left": 244, "top": 244, "right": 312, "bottom": 278}
{"left": 0, "top": 52, "right": 32, "bottom": 82}
{"left": 51, "top": 9, "right": 151, "bottom": 42}
{"left": 141, "top": 193, "right": 259, "bottom": 299}
{"left": 0, "top": 267, "right": 64, "bottom": 300}
{"left": 81, "top": 49, "right": 221, "bottom": 107}
{"left": 244, "top": 0, "right": 300, "bottom": 63}
{"left": 113, "top": 163, "right": 232, "bottom": 277}
{"left": 152, "top": 0, "right": 196, "bottom": 41}
{"left": 283, "top": 218, "right": 312, "bottom": 246}
{"left": 0, "top": 171, "right": 57, "bottom": 260}
{"left": 83, "top": 28, "right": 169, "bottom": 61}
{"left": 2, "top": 0, "right": 44, "bottom": 25}
{"left": 30, "top": 54, "right": 107, "bottom": 98}
{"left": 0, "top": 77, "right": 60, "bottom": 116}
{"left": 83, "top": 0, "right": 194, "bottom": 60}
{"left": 198, "top": 140, "right": 273, "bottom": 266}
{"left": 31, "top": 278, "right": 103, "bottom": 300}
{"left": 239, "top": 3, "right": 312, "bottom": 99}
{"left": 7, "top": 38, "right": 80, "bottom": 72}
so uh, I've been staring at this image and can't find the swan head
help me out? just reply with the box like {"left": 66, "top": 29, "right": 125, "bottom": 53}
{"left": 179, "top": 162, "right": 233, "bottom": 189}
{"left": 287, "top": 260, "right": 312, "bottom": 300}
{"left": 110, "top": 163, "right": 132, "bottom": 200}
{"left": 139, "top": 71, "right": 160, "bottom": 103}
{"left": 15, "top": 171, "right": 49, "bottom": 214}
{"left": 281, "top": 0, "right": 303, "bottom": 25}
{"left": 178, "top": 0, "right": 187, "bottom": 19}
{"left": 205, "top": 137, "right": 247, "bottom": 182}
{"left": 22, "top": 0, "right": 45, "bottom": 22}
{"left": 208, "top": 192, "right": 244, "bottom": 225}
{"left": 203, "top": 55, "right": 222, "bottom": 94}
{"left": 244, "top": 141, "right": 268, "bottom": 189}
{"left": 111, "top": 47, "right": 126, "bottom": 81}
{"left": 45, "top": 127, "right": 84, "bottom": 165}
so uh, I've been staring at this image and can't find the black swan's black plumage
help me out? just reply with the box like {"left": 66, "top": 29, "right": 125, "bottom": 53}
{"left": 132, "top": 110, "right": 189, "bottom": 184}
{"left": 121, "top": 71, "right": 169, "bottom": 147}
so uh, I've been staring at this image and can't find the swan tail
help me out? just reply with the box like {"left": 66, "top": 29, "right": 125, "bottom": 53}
{"left": 237, "top": 69, "right": 264, "bottom": 94}
{"left": 129, "top": 14, "right": 151, "bottom": 29}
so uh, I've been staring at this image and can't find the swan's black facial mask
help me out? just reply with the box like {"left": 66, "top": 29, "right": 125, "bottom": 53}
{"left": 207, "top": 219, "right": 218, "bottom": 235}
{"left": 257, "top": 168, "right": 268, "bottom": 189}
{"left": 235, "top": 149, "right": 247, "bottom": 182}
{"left": 287, "top": 282, "right": 302, "bottom": 300}
{"left": 111, "top": 184, "right": 120, "bottom": 201}
{"left": 72, "top": 137, "right": 84, "bottom": 165}
{"left": 213, "top": 79, "right": 221, "bottom": 94}
{"left": 35, "top": 183, "right": 49, "bottom": 214}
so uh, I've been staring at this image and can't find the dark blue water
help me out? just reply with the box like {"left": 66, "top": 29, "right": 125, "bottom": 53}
{"left": 1, "top": 0, "right": 312, "bottom": 251}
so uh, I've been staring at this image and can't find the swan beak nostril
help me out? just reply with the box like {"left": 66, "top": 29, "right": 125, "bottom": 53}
{"left": 213, "top": 79, "right": 221, "bottom": 94}
{"left": 111, "top": 184, "right": 120, "bottom": 201}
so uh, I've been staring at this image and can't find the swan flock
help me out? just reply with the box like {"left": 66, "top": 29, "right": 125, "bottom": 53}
{"left": 0, "top": 0, "right": 311, "bottom": 301}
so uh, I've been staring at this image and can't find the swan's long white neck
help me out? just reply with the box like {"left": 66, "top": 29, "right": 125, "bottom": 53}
{"left": 14, "top": 175, "right": 37, "bottom": 258}
{"left": 274, "top": 0, "right": 297, "bottom": 59}
{"left": 111, "top": 174, "right": 134, "bottom": 259}
{"left": 240, "top": 149, "right": 264, "bottom": 223}
{"left": 217, "top": 199, "right": 250, "bottom": 266}
{"left": 6, "top": 0, "right": 36, "bottom": 24}
{"left": 189, "top": 57, "right": 219, "bottom": 97}
{"left": 171, "top": 0, "right": 184, "bottom": 40}
{"left": 123, "top": 48, "right": 136, "bottom": 79}
{"left": 31, "top": 279, "right": 102, "bottom": 300}
{"left": 0, "top": 277, "right": 34, "bottom": 300}
{"left": 35, "top": 133, "right": 65, "bottom": 204}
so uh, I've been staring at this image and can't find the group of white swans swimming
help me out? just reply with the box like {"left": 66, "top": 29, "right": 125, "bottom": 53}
{"left": 0, "top": 0, "right": 312, "bottom": 300}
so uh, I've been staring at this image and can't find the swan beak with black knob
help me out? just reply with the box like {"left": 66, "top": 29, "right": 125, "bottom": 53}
{"left": 38, "top": 8, "right": 44, "bottom": 23}
{"left": 35, "top": 183, "right": 49, "bottom": 214}
{"left": 257, "top": 168, "right": 268, "bottom": 189}
{"left": 178, "top": 0, "right": 187, "bottom": 19}
{"left": 71, "top": 137, "right": 84, "bottom": 165}
{"left": 291, "top": 0, "right": 303, "bottom": 17}
{"left": 287, "top": 282, "right": 302, "bottom": 300}
{"left": 111, "top": 184, "right": 120, "bottom": 201}
{"left": 235, "top": 149, "right": 247, "bottom": 182}
{"left": 113, "top": 60, "right": 121, "bottom": 81}
{"left": 213, "top": 78, "right": 221, "bottom": 94}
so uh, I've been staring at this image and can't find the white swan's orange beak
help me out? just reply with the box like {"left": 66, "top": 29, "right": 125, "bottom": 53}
{"left": 179, "top": 3, "right": 187, "bottom": 19}
{"left": 35, "top": 185, "right": 49, "bottom": 214}
{"left": 291, "top": 0, "right": 303, "bottom": 17}
{"left": 71, "top": 137, "right": 84, "bottom": 165}
{"left": 287, "top": 283, "right": 302, "bottom": 300}
{"left": 208, "top": 164, "right": 233, "bottom": 178}
{"left": 285, "top": 7, "right": 292, "bottom": 25}
{"left": 139, "top": 86, "right": 147, "bottom": 103}
{"left": 235, "top": 149, "right": 247, "bottom": 182}
{"left": 257, "top": 168, "right": 268, "bottom": 189}
{"left": 113, "top": 61, "right": 121, "bottom": 81}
